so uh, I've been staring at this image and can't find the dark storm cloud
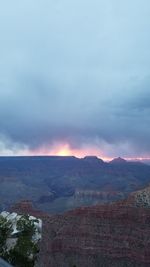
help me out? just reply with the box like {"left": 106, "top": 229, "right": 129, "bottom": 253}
{"left": 0, "top": 0, "right": 150, "bottom": 157}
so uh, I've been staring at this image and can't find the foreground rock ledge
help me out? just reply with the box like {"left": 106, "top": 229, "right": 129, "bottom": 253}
{"left": 35, "top": 204, "right": 150, "bottom": 267}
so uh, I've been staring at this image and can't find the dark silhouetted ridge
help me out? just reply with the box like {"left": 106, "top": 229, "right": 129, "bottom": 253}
{"left": 110, "top": 157, "right": 127, "bottom": 164}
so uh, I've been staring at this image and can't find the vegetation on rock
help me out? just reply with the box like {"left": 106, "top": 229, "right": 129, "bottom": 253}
{"left": 0, "top": 215, "right": 12, "bottom": 258}
{"left": 0, "top": 214, "right": 40, "bottom": 267}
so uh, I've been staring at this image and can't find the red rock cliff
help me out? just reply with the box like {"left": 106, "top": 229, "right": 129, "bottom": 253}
{"left": 36, "top": 204, "right": 150, "bottom": 267}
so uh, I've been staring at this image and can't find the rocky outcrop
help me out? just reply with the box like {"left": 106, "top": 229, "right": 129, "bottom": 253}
{"left": 121, "top": 185, "right": 150, "bottom": 208}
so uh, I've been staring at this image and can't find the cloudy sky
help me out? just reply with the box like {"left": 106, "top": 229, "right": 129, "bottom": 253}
{"left": 0, "top": 0, "right": 150, "bottom": 159}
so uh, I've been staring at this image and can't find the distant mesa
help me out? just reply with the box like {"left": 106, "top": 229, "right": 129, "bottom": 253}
{"left": 83, "top": 156, "right": 104, "bottom": 163}
{"left": 109, "top": 157, "right": 127, "bottom": 164}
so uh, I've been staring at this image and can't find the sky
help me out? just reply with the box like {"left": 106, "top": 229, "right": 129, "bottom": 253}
{"left": 0, "top": 0, "right": 150, "bottom": 159}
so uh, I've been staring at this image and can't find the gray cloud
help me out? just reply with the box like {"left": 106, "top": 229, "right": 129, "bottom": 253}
{"left": 0, "top": 0, "right": 150, "bottom": 157}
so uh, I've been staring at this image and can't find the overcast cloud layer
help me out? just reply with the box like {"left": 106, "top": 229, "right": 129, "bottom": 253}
{"left": 0, "top": 0, "right": 150, "bottom": 158}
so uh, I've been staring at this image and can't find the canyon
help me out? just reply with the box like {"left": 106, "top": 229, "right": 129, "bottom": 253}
{"left": 1, "top": 156, "right": 150, "bottom": 213}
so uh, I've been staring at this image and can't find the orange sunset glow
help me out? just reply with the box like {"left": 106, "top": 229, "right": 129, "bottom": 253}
{"left": 29, "top": 143, "right": 112, "bottom": 161}
{"left": 28, "top": 143, "right": 150, "bottom": 162}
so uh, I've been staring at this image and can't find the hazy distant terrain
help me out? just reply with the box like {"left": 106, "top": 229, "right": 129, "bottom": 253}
{"left": 0, "top": 156, "right": 150, "bottom": 213}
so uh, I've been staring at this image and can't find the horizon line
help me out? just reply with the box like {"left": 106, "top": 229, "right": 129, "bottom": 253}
{"left": 0, "top": 154, "right": 150, "bottom": 162}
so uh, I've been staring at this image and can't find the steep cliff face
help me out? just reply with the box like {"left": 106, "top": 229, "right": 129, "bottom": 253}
{"left": 36, "top": 204, "right": 150, "bottom": 267}
{"left": 11, "top": 188, "right": 150, "bottom": 267}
